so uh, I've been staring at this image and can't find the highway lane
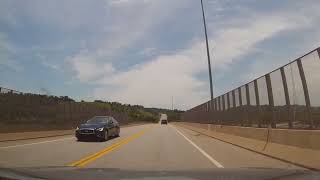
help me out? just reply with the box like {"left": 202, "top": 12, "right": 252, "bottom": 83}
{"left": 172, "top": 125, "right": 301, "bottom": 169}
{"left": 0, "top": 123, "right": 304, "bottom": 171}
{"left": 0, "top": 124, "right": 148, "bottom": 168}
{"left": 87, "top": 124, "right": 214, "bottom": 170}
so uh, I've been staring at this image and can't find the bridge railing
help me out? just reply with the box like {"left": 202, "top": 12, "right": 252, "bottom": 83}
{"left": 183, "top": 47, "right": 320, "bottom": 129}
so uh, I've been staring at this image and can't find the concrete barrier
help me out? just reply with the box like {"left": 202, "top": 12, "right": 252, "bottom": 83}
{"left": 212, "top": 125, "right": 268, "bottom": 142}
{"left": 0, "top": 123, "right": 149, "bottom": 142}
{"left": 268, "top": 128, "right": 320, "bottom": 150}
{"left": 0, "top": 130, "right": 74, "bottom": 142}
{"left": 173, "top": 122, "right": 320, "bottom": 170}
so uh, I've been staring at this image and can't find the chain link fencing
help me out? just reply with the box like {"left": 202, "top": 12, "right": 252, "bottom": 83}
{"left": 182, "top": 47, "right": 320, "bottom": 129}
{"left": 0, "top": 90, "right": 129, "bottom": 132}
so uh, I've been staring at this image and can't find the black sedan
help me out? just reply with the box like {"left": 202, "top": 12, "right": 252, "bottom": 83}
{"left": 75, "top": 116, "right": 120, "bottom": 141}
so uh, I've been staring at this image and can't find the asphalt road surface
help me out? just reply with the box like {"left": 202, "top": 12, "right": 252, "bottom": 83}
{"left": 0, "top": 124, "right": 312, "bottom": 179}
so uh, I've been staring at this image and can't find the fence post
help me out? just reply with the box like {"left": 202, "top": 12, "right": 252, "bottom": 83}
{"left": 254, "top": 80, "right": 261, "bottom": 127}
{"left": 225, "top": 93, "right": 230, "bottom": 124}
{"left": 69, "top": 101, "right": 72, "bottom": 121}
{"left": 214, "top": 99, "right": 217, "bottom": 112}
{"left": 222, "top": 95, "right": 226, "bottom": 125}
{"left": 217, "top": 97, "right": 221, "bottom": 124}
{"left": 280, "top": 67, "right": 292, "bottom": 128}
{"left": 206, "top": 102, "right": 209, "bottom": 112}
{"left": 231, "top": 90, "right": 235, "bottom": 126}
{"left": 63, "top": 103, "right": 66, "bottom": 122}
{"left": 227, "top": 93, "right": 230, "bottom": 109}
{"left": 232, "top": 90, "right": 236, "bottom": 107}
{"left": 266, "top": 74, "right": 276, "bottom": 128}
{"left": 297, "top": 58, "right": 312, "bottom": 129}
{"left": 213, "top": 99, "right": 217, "bottom": 124}
{"left": 222, "top": 95, "right": 225, "bottom": 111}
{"left": 238, "top": 87, "right": 243, "bottom": 126}
{"left": 246, "top": 84, "right": 251, "bottom": 105}
{"left": 214, "top": 99, "right": 216, "bottom": 122}
{"left": 245, "top": 84, "right": 251, "bottom": 126}
{"left": 212, "top": 99, "right": 215, "bottom": 112}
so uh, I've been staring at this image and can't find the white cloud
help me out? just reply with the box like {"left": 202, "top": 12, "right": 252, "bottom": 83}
{"left": 36, "top": 53, "right": 61, "bottom": 71}
{"left": 67, "top": 53, "right": 115, "bottom": 83}
{"left": 41, "top": 61, "right": 60, "bottom": 71}
{"left": 0, "top": 32, "right": 21, "bottom": 71}
{"left": 65, "top": 0, "right": 190, "bottom": 85}
{"left": 90, "top": 6, "right": 320, "bottom": 110}
{"left": 0, "top": 1, "right": 18, "bottom": 25}
{"left": 210, "top": 12, "right": 315, "bottom": 69}
{"left": 93, "top": 53, "right": 208, "bottom": 109}
{"left": 108, "top": 0, "right": 153, "bottom": 6}
{"left": 108, "top": 0, "right": 130, "bottom": 5}
{"left": 7, "top": 0, "right": 313, "bottom": 109}
{"left": 137, "top": 47, "right": 157, "bottom": 56}
{"left": 95, "top": 0, "right": 190, "bottom": 59}
{"left": 67, "top": 1, "right": 191, "bottom": 81}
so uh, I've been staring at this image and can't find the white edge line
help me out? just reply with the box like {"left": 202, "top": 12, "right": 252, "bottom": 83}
{"left": 170, "top": 125, "right": 224, "bottom": 168}
{"left": 0, "top": 137, "right": 74, "bottom": 149}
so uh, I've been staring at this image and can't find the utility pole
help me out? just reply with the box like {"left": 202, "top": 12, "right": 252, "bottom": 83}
{"left": 171, "top": 96, "right": 174, "bottom": 110}
{"left": 200, "top": 0, "right": 214, "bottom": 102}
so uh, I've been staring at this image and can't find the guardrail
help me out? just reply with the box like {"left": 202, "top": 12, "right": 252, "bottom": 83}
{"left": 183, "top": 47, "right": 320, "bottom": 129}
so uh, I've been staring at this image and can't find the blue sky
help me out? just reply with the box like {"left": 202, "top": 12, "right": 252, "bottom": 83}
{"left": 0, "top": 0, "right": 320, "bottom": 110}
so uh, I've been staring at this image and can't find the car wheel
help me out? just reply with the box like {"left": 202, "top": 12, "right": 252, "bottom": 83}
{"left": 104, "top": 130, "right": 109, "bottom": 141}
{"left": 116, "top": 128, "right": 120, "bottom": 137}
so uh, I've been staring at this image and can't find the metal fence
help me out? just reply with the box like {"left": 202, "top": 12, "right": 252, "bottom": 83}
{"left": 0, "top": 90, "right": 129, "bottom": 130}
{"left": 0, "top": 87, "right": 22, "bottom": 94}
{"left": 182, "top": 47, "right": 320, "bottom": 129}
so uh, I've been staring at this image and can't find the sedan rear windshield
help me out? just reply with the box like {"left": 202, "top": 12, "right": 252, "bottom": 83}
{"left": 87, "top": 117, "right": 110, "bottom": 124}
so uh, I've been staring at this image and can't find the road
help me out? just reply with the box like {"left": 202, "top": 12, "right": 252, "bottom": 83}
{"left": 0, "top": 124, "right": 307, "bottom": 179}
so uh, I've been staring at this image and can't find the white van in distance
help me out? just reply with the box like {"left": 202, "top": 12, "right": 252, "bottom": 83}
{"left": 159, "top": 114, "right": 168, "bottom": 125}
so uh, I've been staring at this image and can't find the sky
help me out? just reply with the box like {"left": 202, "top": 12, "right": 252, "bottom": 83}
{"left": 0, "top": 0, "right": 320, "bottom": 110}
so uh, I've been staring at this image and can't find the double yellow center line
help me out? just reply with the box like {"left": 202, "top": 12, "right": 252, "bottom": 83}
{"left": 68, "top": 127, "right": 152, "bottom": 167}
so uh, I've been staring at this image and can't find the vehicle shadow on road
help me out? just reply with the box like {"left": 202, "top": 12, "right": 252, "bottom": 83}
{"left": 76, "top": 136, "right": 119, "bottom": 143}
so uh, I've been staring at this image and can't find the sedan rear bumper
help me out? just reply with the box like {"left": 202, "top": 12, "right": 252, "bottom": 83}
{"left": 75, "top": 130, "right": 104, "bottom": 140}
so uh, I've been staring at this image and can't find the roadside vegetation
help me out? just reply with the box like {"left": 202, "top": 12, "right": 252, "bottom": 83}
{"left": 93, "top": 100, "right": 183, "bottom": 123}
{"left": 0, "top": 93, "right": 183, "bottom": 133}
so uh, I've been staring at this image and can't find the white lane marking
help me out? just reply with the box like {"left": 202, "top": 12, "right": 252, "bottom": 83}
{"left": 0, "top": 137, "right": 74, "bottom": 149}
{"left": 170, "top": 125, "right": 224, "bottom": 168}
